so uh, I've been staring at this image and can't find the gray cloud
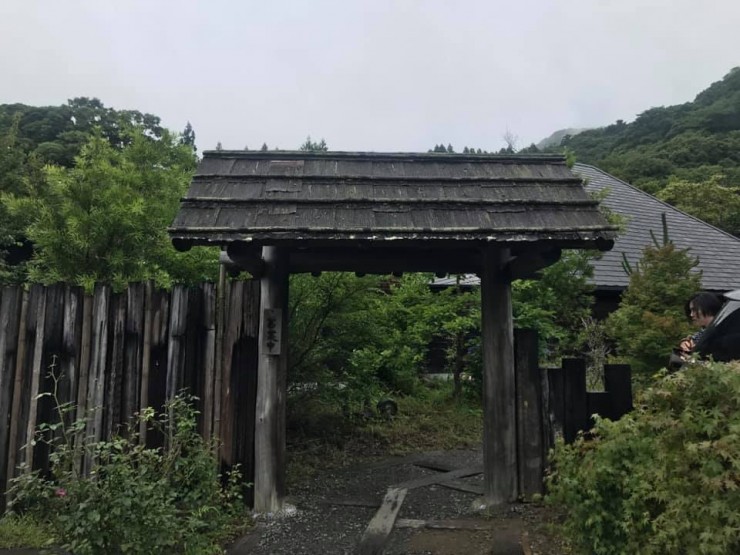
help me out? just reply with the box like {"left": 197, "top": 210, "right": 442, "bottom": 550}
{"left": 1, "top": 0, "right": 738, "bottom": 153}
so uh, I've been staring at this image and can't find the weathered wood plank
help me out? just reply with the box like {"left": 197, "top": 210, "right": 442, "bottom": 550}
{"left": 394, "top": 465, "right": 483, "bottom": 491}
{"left": 233, "top": 280, "right": 259, "bottom": 506}
{"left": 123, "top": 283, "right": 144, "bottom": 425}
{"left": 562, "top": 358, "right": 587, "bottom": 443}
{"left": 166, "top": 285, "right": 188, "bottom": 403}
{"left": 33, "top": 284, "right": 65, "bottom": 475}
{"left": 0, "top": 286, "right": 22, "bottom": 511}
{"left": 395, "top": 518, "right": 496, "bottom": 531}
{"left": 145, "top": 288, "right": 170, "bottom": 449}
{"left": 540, "top": 364, "right": 554, "bottom": 458}
{"left": 546, "top": 366, "right": 564, "bottom": 442}
{"left": 138, "top": 282, "right": 153, "bottom": 441}
{"left": 60, "top": 286, "right": 83, "bottom": 426}
{"left": 481, "top": 247, "right": 517, "bottom": 505}
{"left": 604, "top": 364, "right": 633, "bottom": 420}
{"left": 358, "top": 487, "right": 407, "bottom": 555}
{"left": 439, "top": 479, "right": 484, "bottom": 495}
{"left": 587, "top": 392, "right": 612, "bottom": 429}
{"left": 219, "top": 279, "right": 241, "bottom": 466}
{"left": 515, "top": 329, "right": 544, "bottom": 497}
{"left": 24, "top": 286, "right": 47, "bottom": 472}
{"left": 73, "top": 292, "right": 93, "bottom": 475}
{"left": 253, "top": 246, "right": 289, "bottom": 513}
{"left": 84, "top": 285, "right": 110, "bottom": 475}
{"left": 105, "top": 293, "right": 127, "bottom": 438}
{"left": 6, "top": 288, "right": 30, "bottom": 486}
{"left": 201, "top": 282, "right": 216, "bottom": 440}
{"left": 321, "top": 497, "right": 379, "bottom": 509}
{"left": 183, "top": 286, "right": 202, "bottom": 403}
{"left": 212, "top": 267, "right": 227, "bottom": 453}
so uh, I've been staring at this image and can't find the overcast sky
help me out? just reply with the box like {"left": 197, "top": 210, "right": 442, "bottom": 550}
{"left": 1, "top": 0, "right": 739, "bottom": 153}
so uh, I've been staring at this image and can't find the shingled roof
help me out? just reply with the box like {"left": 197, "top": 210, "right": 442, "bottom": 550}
{"left": 575, "top": 163, "right": 740, "bottom": 293}
{"left": 170, "top": 151, "right": 615, "bottom": 270}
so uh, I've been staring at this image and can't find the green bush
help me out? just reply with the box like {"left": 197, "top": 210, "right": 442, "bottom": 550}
{"left": 8, "top": 392, "right": 248, "bottom": 555}
{"left": 606, "top": 239, "right": 700, "bottom": 375}
{"left": 547, "top": 360, "right": 740, "bottom": 554}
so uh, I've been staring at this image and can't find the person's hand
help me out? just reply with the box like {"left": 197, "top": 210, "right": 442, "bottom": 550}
{"left": 679, "top": 337, "right": 694, "bottom": 354}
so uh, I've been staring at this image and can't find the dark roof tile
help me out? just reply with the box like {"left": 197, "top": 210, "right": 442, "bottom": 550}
{"left": 574, "top": 164, "right": 740, "bottom": 292}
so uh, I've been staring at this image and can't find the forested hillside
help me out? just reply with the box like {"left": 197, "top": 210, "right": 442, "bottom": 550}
{"left": 552, "top": 68, "right": 740, "bottom": 235}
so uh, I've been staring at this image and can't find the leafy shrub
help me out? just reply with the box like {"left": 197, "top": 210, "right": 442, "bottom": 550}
{"left": 8, "top": 391, "right": 248, "bottom": 555}
{"left": 547, "top": 360, "right": 740, "bottom": 554}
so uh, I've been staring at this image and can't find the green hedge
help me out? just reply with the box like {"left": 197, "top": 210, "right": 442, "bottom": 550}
{"left": 547, "top": 360, "right": 740, "bottom": 554}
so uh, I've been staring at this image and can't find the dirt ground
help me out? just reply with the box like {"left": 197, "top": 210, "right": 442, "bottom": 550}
{"left": 227, "top": 449, "right": 570, "bottom": 555}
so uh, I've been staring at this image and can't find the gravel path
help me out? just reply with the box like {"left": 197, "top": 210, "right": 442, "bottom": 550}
{"left": 226, "top": 449, "right": 546, "bottom": 555}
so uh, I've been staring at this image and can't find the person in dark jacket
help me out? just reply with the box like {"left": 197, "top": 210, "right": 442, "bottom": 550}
{"left": 693, "top": 290, "right": 740, "bottom": 362}
{"left": 678, "top": 292, "right": 723, "bottom": 354}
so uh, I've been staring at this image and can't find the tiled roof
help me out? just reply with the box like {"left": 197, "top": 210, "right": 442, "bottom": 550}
{"left": 574, "top": 163, "right": 740, "bottom": 293}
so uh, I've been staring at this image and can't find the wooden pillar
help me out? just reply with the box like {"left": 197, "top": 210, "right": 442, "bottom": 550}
{"left": 562, "top": 358, "right": 587, "bottom": 443}
{"left": 254, "top": 246, "right": 289, "bottom": 513}
{"left": 481, "top": 247, "right": 517, "bottom": 506}
{"left": 514, "top": 329, "right": 544, "bottom": 497}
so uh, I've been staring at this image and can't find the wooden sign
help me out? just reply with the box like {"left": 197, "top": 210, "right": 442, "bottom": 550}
{"left": 262, "top": 308, "right": 282, "bottom": 355}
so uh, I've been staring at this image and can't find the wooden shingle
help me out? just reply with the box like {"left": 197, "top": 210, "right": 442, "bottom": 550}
{"left": 170, "top": 151, "right": 616, "bottom": 263}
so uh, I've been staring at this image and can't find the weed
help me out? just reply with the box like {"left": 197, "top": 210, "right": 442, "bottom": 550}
{"left": 7, "top": 372, "right": 250, "bottom": 555}
{"left": 0, "top": 513, "right": 56, "bottom": 549}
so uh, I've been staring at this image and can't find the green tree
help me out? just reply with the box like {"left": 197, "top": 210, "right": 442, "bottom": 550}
{"left": 0, "top": 98, "right": 165, "bottom": 168}
{"left": 0, "top": 117, "right": 48, "bottom": 282}
{"left": 606, "top": 236, "right": 700, "bottom": 375}
{"left": 657, "top": 175, "right": 740, "bottom": 236}
{"left": 513, "top": 250, "right": 597, "bottom": 359}
{"left": 299, "top": 136, "right": 328, "bottom": 151}
{"left": 3, "top": 128, "right": 217, "bottom": 290}
{"left": 179, "top": 121, "right": 196, "bottom": 152}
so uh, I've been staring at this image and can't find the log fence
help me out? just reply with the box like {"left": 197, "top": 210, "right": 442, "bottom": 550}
{"left": 0, "top": 280, "right": 260, "bottom": 512}
{"left": 513, "top": 329, "right": 633, "bottom": 497}
{"left": 0, "top": 284, "right": 633, "bottom": 512}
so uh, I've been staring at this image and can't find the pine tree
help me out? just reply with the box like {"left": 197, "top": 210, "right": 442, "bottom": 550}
{"left": 607, "top": 221, "right": 701, "bottom": 374}
{"left": 180, "top": 122, "right": 196, "bottom": 151}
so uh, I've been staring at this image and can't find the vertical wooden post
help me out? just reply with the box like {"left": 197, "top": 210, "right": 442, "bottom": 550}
{"left": 604, "top": 364, "right": 633, "bottom": 420}
{"left": 481, "top": 247, "right": 517, "bottom": 506}
{"left": 24, "top": 287, "right": 47, "bottom": 471}
{"left": 123, "top": 283, "right": 144, "bottom": 425}
{"left": 106, "top": 293, "right": 127, "bottom": 438}
{"left": 138, "top": 282, "right": 153, "bottom": 442}
{"left": 562, "top": 358, "right": 587, "bottom": 443}
{"left": 0, "top": 287, "right": 22, "bottom": 511}
{"left": 166, "top": 285, "right": 188, "bottom": 403}
{"left": 84, "top": 285, "right": 110, "bottom": 475}
{"left": 7, "top": 288, "right": 29, "bottom": 487}
{"left": 514, "top": 329, "right": 544, "bottom": 497}
{"left": 546, "top": 367, "right": 565, "bottom": 442}
{"left": 254, "top": 246, "right": 289, "bottom": 513}
{"left": 61, "top": 286, "right": 83, "bottom": 428}
{"left": 201, "top": 282, "right": 216, "bottom": 441}
{"left": 213, "top": 266, "right": 227, "bottom": 454}
{"left": 73, "top": 292, "right": 93, "bottom": 475}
